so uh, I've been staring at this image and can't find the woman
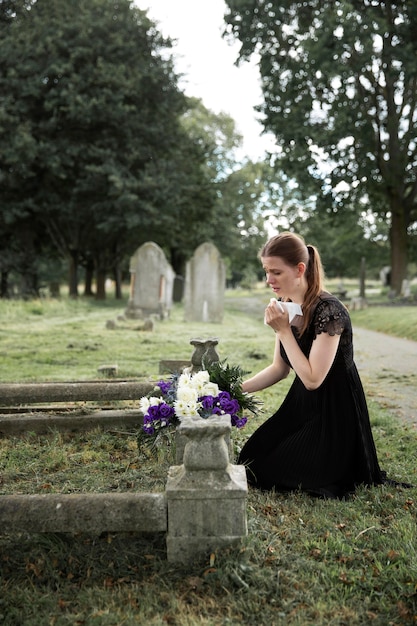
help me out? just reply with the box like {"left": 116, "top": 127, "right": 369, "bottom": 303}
{"left": 238, "top": 232, "right": 387, "bottom": 499}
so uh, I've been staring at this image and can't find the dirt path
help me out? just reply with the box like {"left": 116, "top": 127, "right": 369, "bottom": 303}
{"left": 352, "top": 327, "right": 417, "bottom": 430}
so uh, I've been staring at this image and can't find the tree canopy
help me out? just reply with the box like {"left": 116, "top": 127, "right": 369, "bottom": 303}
{"left": 1, "top": 0, "right": 406, "bottom": 298}
{"left": 224, "top": 0, "right": 417, "bottom": 293}
{"left": 0, "top": 0, "right": 216, "bottom": 296}
{"left": 180, "top": 98, "right": 268, "bottom": 282}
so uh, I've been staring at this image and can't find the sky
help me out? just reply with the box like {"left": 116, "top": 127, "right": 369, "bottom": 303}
{"left": 137, "top": 0, "right": 276, "bottom": 160}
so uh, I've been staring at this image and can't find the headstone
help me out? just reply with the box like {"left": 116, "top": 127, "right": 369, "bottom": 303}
{"left": 125, "top": 242, "right": 175, "bottom": 319}
{"left": 401, "top": 279, "right": 411, "bottom": 298}
{"left": 350, "top": 296, "right": 368, "bottom": 310}
{"left": 184, "top": 243, "right": 225, "bottom": 322}
{"left": 380, "top": 266, "right": 391, "bottom": 287}
{"left": 97, "top": 364, "right": 118, "bottom": 377}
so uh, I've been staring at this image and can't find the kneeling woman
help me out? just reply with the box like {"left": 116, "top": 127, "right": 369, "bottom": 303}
{"left": 238, "top": 232, "right": 393, "bottom": 499}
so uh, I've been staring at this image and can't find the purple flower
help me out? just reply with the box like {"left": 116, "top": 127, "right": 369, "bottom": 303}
{"left": 142, "top": 401, "right": 176, "bottom": 434}
{"left": 147, "top": 404, "right": 162, "bottom": 419}
{"left": 231, "top": 414, "right": 248, "bottom": 429}
{"left": 200, "top": 395, "right": 215, "bottom": 410}
{"left": 157, "top": 380, "right": 174, "bottom": 395}
{"left": 140, "top": 368, "right": 251, "bottom": 441}
{"left": 158, "top": 403, "right": 175, "bottom": 419}
{"left": 218, "top": 392, "right": 240, "bottom": 415}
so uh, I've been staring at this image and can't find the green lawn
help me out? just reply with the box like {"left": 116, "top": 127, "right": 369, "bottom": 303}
{"left": 0, "top": 292, "right": 416, "bottom": 625}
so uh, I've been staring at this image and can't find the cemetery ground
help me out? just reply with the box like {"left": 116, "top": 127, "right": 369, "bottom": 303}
{"left": 0, "top": 285, "right": 416, "bottom": 625}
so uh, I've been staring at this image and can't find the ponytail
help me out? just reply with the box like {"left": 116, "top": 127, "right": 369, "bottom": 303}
{"left": 299, "top": 244, "right": 325, "bottom": 336}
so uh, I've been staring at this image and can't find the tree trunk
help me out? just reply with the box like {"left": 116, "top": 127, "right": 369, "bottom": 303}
{"left": 21, "top": 269, "right": 39, "bottom": 299}
{"left": 95, "top": 268, "right": 107, "bottom": 300}
{"left": 1, "top": 270, "right": 9, "bottom": 298}
{"left": 389, "top": 196, "right": 408, "bottom": 295}
{"left": 359, "top": 257, "right": 366, "bottom": 299}
{"left": 68, "top": 250, "right": 79, "bottom": 298}
{"left": 114, "top": 265, "right": 123, "bottom": 299}
{"left": 84, "top": 258, "right": 95, "bottom": 296}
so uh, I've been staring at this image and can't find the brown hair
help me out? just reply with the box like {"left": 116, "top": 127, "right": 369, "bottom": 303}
{"left": 260, "top": 232, "right": 324, "bottom": 335}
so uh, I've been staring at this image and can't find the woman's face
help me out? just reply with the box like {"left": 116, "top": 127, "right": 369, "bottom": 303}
{"left": 262, "top": 256, "right": 301, "bottom": 300}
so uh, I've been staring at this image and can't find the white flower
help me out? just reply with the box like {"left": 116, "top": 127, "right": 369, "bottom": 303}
{"left": 149, "top": 396, "right": 163, "bottom": 406}
{"left": 176, "top": 386, "right": 198, "bottom": 403}
{"left": 139, "top": 397, "right": 150, "bottom": 413}
{"left": 190, "top": 370, "right": 210, "bottom": 393}
{"left": 174, "top": 399, "right": 201, "bottom": 420}
{"left": 201, "top": 381, "right": 219, "bottom": 397}
{"left": 177, "top": 373, "right": 192, "bottom": 388}
{"left": 139, "top": 396, "right": 163, "bottom": 414}
{"left": 192, "top": 370, "right": 210, "bottom": 383}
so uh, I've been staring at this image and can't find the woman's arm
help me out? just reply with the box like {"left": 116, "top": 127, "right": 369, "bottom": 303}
{"left": 264, "top": 299, "right": 340, "bottom": 391}
{"left": 278, "top": 327, "right": 340, "bottom": 390}
{"left": 242, "top": 335, "right": 291, "bottom": 393}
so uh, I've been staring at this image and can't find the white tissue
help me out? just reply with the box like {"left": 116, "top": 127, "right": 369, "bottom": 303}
{"left": 264, "top": 299, "right": 303, "bottom": 324}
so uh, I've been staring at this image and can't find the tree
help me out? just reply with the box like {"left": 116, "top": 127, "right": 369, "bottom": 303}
{"left": 262, "top": 169, "right": 390, "bottom": 278}
{"left": 217, "top": 161, "right": 270, "bottom": 283}
{"left": 0, "top": 0, "right": 215, "bottom": 297}
{"left": 180, "top": 99, "right": 270, "bottom": 280}
{"left": 224, "top": 0, "right": 417, "bottom": 293}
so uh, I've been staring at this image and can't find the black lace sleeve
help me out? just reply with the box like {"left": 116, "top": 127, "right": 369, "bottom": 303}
{"left": 313, "top": 298, "right": 349, "bottom": 337}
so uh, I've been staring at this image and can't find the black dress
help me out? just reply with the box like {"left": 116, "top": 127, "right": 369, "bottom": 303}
{"left": 238, "top": 293, "right": 386, "bottom": 499}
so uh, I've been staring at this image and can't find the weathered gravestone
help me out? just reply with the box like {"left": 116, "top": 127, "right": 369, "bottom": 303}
{"left": 184, "top": 242, "right": 225, "bottom": 323}
{"left": 401, "top": 279, "right": 411, "bottom": 298}
{"left": 125, "top": 242, "right": 175, "bottom": 319}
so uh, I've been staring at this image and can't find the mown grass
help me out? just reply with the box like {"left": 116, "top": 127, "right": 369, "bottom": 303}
{"left": 0, "top": 290, "right": 416, "bottom": 625}
{"left": 350, "top": 306, "right": 417, "bottom": 342}
{"left": 0, "top": 291, "right": 275, "bottom": 383}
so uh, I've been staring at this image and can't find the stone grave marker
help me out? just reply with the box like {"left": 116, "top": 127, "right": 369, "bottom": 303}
{"left": 125, "top": 242, "right": 175, "bottom": 319}
{"left": 184, "top": 242, "right": 225, "bottom": 323}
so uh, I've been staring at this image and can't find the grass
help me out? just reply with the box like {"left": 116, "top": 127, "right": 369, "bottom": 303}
{"left": 0, "top": 289, "right": 416, "bottom": 625}
{"left": 350, "top": 306, "right": 417, "bottom": 342}
{"left": 0, "top": 291, "right": 274, "bottom": 383}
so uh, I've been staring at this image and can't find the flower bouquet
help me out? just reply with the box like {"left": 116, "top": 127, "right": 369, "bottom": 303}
{"left": 137, "top": 360, "right": 261, "bottom": 453}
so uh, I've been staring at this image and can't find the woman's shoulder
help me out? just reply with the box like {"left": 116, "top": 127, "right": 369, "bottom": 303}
{"left": 311, "top": 292, "right": 350, "bottom": 336}
{"left": 316, "top": 291, "right": 348, "bottom": 309}
{"left": 318, "top": 290, "right": 342, "bottom": 302}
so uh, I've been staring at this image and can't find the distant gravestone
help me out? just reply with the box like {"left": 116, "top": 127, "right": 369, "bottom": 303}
{"left": 125, "top": 242, "right": 175, "bottom": 319}
{"left": 401, "top": 279, "right": 411, "bottom": 298}
{"left": 184, "top": 242, "right": 225, "bottom": 322}
{"left": 380, "top": 266, "right": 391, "bottom": 287}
